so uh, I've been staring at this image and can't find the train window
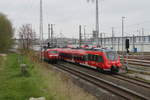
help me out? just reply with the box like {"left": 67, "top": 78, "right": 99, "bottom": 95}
{"left": 80, "top": 56, "right": 82, "bottom": 61}
{"left": 88, "top": 54, "right": 93, "bottom": 61}
{"left": 95, "top": 55, "right": 99, "bottom": 62}
{"left": 93, "top": 55, "right": 97, "bottom": 61}
{"left": 49, "top": 51, "right": 58, "bottom": 54}
{"left": 74, "top": 56, "right": 77, "bottom": 60}
{"left": 81, "top": 56, "right": 84, "bottom": 61}
{"left": 88, "top": 54, "right": 90, "bottom": 60}
{"left": 68, "top": 54, "right": 72, "bottom": 59}
{"left": 106, "top": 51, "right": 118, "bottom": 61}
{"left": 97, "top": 56, "right": 103, "bottom": 62}
{"left": 70, "top": 55, "right": 72, "bottom": 59}
{"left": 60, "top": 53, "right": 64, "bottom": 57}
{"left": 79, "top": 56, "right": 81, "bottom": 60}
{"left": 83, "top": 55, "right": 88, "bottom": 61}
{"left": 77, "top": 56, "right": 79, "bottom": 60}
{"left": 76, "top": 56, "right": 78, "bottom": 60}
{"left": 80, "top": 56, "right": 83, "bottom": 61}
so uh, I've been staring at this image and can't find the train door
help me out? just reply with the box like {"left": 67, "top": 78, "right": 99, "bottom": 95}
{"left": 96, "top": 55, "right": 104, "bottom": 69}
{"left": 87, "top": 54, "right": 92, "bottom": 66}
{"left": 93, "top": 55, "right": 98, "bottom": 67}
{"left": 88, "top": 54, "right": 96, "bottom": 67}
{"left": 83, "top": 55, "right": 88, "bottom": 64}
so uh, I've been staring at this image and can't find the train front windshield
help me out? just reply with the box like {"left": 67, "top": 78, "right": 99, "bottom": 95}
{"left": 105, "top": 51, "right": 118, "bottom": 61}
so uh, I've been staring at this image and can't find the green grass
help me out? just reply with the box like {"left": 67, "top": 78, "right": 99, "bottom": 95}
{"left": 0, "top": 54, "right": 47, "bottom": 100}
{"left": 0, "top": 53, "right": 96, "bottom": 100}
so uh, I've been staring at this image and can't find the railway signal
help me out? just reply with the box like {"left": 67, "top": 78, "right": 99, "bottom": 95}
{"left": 47, "top": 42, "right": 50, "bottom": 48}
{"left": 125, "top": 39, "right": 130, "bottom": 71}
{"left": 125, "top": 39, "right": 130, "bottom": 53}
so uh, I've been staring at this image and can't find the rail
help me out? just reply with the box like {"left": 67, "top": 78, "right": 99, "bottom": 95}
{"left": 121, "top": 58, "right": 150, "bottom": 67}
{"left": 54, "top": 64, "right": 150, "bottom": 100}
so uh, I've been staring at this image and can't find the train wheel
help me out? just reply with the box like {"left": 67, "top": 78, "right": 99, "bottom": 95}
{"left": 111, "top": 66, "right": 119, "bottom": 73}
{"left": 48, "top": 60, "right": 52, "bottom": 64}
{"left": 55, "top": 61, "right": 58, "bottom": 64}
{"left": 75, "top": 62, "right": 79, "bottom": 65}
{"left": 54, "top": 60, "right": 57, "bottom": 64}
{"left": 97, "top": 67, "right": 104, "bottom": 73}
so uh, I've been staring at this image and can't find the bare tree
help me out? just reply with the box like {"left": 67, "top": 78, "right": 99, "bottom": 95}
{"left": 19, "top": 24, "right": 35, "bottom": 50}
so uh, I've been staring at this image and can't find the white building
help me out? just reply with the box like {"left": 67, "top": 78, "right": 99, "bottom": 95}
{"left": 98, "top": 35, "right": 150, "bottom": 52}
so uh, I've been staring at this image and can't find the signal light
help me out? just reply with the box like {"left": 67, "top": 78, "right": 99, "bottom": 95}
{"left": 125, "top": 39, "right": 129, "bottom": 49}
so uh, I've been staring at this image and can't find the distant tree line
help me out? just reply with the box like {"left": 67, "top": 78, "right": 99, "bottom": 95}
{"left": 0, "top": 13, "right": 14, "bottom": 52}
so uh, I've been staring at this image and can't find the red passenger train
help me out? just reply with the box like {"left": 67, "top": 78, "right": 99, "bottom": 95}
{"left": 43, "top": 48, "right": 59, "bottom": 63}
{"left": 58, "top": 48, "right": 122, "bottom": 73}
{"left": 43, "top": 48, "right": 122, "bottom": 73}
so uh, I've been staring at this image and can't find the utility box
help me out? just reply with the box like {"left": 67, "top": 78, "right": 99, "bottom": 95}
{"left": 134, "top": 48, "right": 137, "bottom": 53}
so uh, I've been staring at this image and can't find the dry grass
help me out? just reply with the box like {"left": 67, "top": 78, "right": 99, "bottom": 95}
{"left": 27, "top": 52, "right": 97, "bottom": 100}
{"left": 38, "top": 66, "right": 96, "bottom": 100}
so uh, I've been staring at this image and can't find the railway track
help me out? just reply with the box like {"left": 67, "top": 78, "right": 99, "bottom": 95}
{"left": 121, "top": 58, "right": 150, "bottom": 67}
{"left": 112, "top": 75, "right": 150, "bottom": 89}
{"left": 54, "top": 63, "right": 150, "bottom": 100}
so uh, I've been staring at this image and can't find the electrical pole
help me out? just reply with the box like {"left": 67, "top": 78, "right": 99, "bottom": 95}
{"left": 133, "top": 35, "right": 135, "bottom": 52}
{"left": 121, "top": 17, "right": 125, "bottom": 67}
{"left": 96, "top": 0, "right": 100, "bottom": 46}
{"left": 122, "top": 17, "right": 125, "bottom": 54}
{"left": 100, "top": 33, "right": 102, "bottom": 47}
{"left": 84, "top": 25, "right": 86, "bottom": 44}
{"left": 87, "top": 0, "right": 100, "bottom": 46}
{"left": 142, "top": 28, "right": 144, "bottom": 57}
{"left": 112, "top": 27, "right": 114, "bottom": 49}
{"left": 40, "top": 0, "right": 43, "bottom": 60}
{"left": 48, "top": 24, "right": 50, "bottom": 41}
{"left": 103, "top": 33, "right": 106, "bottom": 46}
{"left": 51, "top": 24, "right": 53, "bottom": 47}
{"left": 79, "top": 25, "right": 82, "bottom": 48}
{"left": 118, "top": 38, "right": 120, "bottom": 52}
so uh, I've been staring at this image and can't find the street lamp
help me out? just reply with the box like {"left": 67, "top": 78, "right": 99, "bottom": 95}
{"left": 84, "top": 25, "right": 86, "bottom": 42}
{"left": 122, "top": 16, "right": 125, "bottom": 54}
{"left": 40, "top": 0, "right": 43, "bottom": 60}
{"left": 101, "top": 32, "right": 106, "bottom": 47}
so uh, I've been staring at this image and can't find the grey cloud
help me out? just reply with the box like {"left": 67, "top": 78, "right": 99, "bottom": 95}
{"left": 0, "top": 0, "right": 149, "bottom": 38}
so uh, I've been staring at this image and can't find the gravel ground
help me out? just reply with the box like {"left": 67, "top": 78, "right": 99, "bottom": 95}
{"left": 126, "top": 73, "right": 150, "bottom": 81}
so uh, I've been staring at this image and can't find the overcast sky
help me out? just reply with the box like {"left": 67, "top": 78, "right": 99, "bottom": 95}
{"left": 0, "top": 0, "right": 150, "bottom": 38}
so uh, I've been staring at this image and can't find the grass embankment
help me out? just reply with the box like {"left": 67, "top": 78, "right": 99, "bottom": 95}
{"left": 0, "top": 53, "right": 96, "bottom": 100}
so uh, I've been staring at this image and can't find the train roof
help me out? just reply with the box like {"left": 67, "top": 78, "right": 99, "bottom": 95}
{"left": 50, "top": 48, "right": 117, "bottom": 56}
{"left": 73, "top": 49, "right": 87, "bottom": 55}
{"left": 93, "top": 48, "right": 116, "bottom": 52}
{"left": 46, "top": 48, "right": 59, "bottom": 51}
{"left": 59, "top": 48, "right": 87, "bottom": 55}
